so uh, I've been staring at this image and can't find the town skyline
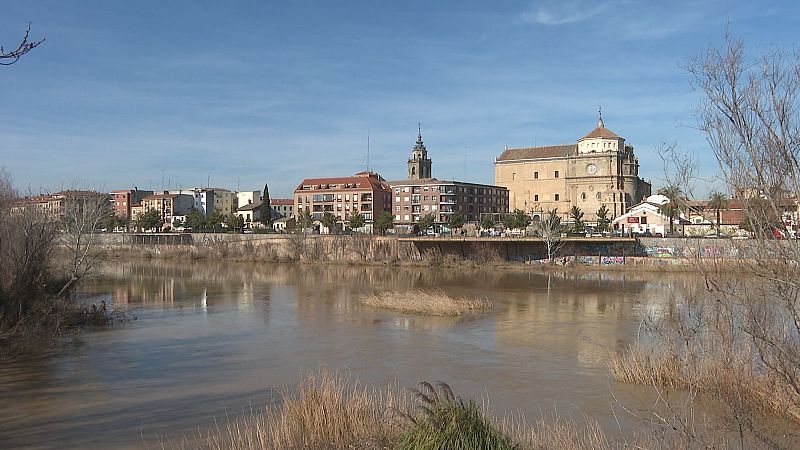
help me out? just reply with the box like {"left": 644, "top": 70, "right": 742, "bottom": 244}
{"left": 3, "top": 1, "right": 799, "bottom": 198}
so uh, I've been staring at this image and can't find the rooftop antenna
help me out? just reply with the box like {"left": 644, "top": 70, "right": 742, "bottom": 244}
{"left": 160, "top": 169, "right": 165, "bottom": 191}
{"left": 367, "top": 129, "right": 370, "bottom": 172}
{"left": 207, "top": 174, "right": 210, "bottom": 189}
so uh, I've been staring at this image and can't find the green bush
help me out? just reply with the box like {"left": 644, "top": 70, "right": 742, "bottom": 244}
{"left": 395, "top": 382, "right": 514, "bottom": 450}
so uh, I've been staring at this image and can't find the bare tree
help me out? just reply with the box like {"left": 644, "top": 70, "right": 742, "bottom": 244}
{"left": 537, "top": 209, "right": 563, "bottom": 262}
{"left": 1, "top": 23, "right": 45, "bottom": 66}
{"left": 612, "top": 33, "right": 800, "bottom": 447}
{"left": 57, "top": 191, "right": 112, "bottom": 296}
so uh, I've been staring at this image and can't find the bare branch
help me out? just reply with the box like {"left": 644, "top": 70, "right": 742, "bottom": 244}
{"left": 0, "top": 22, "right": 45, "bottom": 66}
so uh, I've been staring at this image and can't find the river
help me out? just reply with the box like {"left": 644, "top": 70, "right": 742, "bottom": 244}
{"left": 0, "top": 260, "right": 685, "bottom": 449}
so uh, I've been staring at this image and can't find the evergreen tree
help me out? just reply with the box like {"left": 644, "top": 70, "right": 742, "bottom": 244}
{"left": 321, "top": 212, "right": 336, "bottom": 234}
{"left": 260, "top": 183, "right": 272, "bottom": 227}
{"left": 569, "top": 205, "right": 584, "bottom": 233}
{"left": 480, "top": 214, "right": 495, "bottom": 230}
{"left": 418, "top": 213, "right": 435, "bottom": 234}
{"left": 185, "top": 209, "right": 204, "bottom": 230}
{"left": 224, "top": 213, "right": 244, "bottom": 231}
{"left": 349, "top": 212, "right": 366, "bottom": 231}
{"left": 136, "top": 209, "right": 162, "bottom": 231}
{"left": 448, "top": 212, "right": 465, "bottom": 231}
{"left": 374, "top": 211, "right": 394, "bottom": 235}
{"left": 595, "top": 204, "right": 610, "bottom": 233}
{"left": 205, "top": 210, "right": 225, "bottom": 230}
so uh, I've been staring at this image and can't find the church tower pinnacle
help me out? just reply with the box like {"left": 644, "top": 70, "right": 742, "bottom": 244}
{"left": 408, "top": 123, "right": 432, "bottom": 179}
{"left": 597, "top": 106, "right": 605, "bottom": 128}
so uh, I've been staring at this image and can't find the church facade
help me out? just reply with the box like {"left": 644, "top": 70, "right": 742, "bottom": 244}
{"left": 494, "top": 115, "right": 651, "bottom": 221}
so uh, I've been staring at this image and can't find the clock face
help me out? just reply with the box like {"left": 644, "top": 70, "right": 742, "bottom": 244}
{"left": 586, "top": 164, "right": 597, "bottom": 175}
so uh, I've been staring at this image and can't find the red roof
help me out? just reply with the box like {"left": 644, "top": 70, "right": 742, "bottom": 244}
{"left": 497, "top": 144, "right": 577, "bottom": 161}
{"left": 579, "top": 126, "right": 621, "bottom": 140}
{"left": 294, "top": 172, "right": 391, "bottom": 192}
{"left": 270, "top": 198, "right": 293, "bottom": 206}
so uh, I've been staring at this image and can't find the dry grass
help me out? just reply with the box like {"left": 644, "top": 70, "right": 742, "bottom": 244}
{"left": 174, "top": 371, "right": 627, "bottom": 450}
{"left": 507, "top": 416, "right": 611, "bottom": 450}
{"left": 360, "top": 290, "right": 493, "bottom": 316}
{"left": 610, "top": 344, "right": 800, "bottom": 425}
{"left": 180, "top": 370, "right": 406, "bottom": 450}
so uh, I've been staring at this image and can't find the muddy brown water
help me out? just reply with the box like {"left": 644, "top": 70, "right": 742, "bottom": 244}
{"left": 0, "top": 260, "right": 686, "bottom": 449}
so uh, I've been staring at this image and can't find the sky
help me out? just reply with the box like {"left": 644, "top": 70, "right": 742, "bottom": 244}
{"left": 1, "top": 0, "right": 798, "bottom": 198}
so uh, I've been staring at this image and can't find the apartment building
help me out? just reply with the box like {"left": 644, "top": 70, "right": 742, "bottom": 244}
{"left": 141, "top": 193, "right": 193, "bottom": 226}
{"left": 390, "top": 127, "right": 509, "bottom": 226}
{"left": 111, "top": 189, "right": 153, "bottom": 220}
{"left": 270, "top": 199, "right": 293, "bottom": 218}
{"left": 169, "top": 188, "right": 236, "bottom": 216}
{"left": 12, "top": 190, "right": 109, "bottom": 218}
{"left": 293, "top": 171, "right": 392, "bottom": 230}
{"left": 390, "top": 179, "right": 509, "bottom": 225}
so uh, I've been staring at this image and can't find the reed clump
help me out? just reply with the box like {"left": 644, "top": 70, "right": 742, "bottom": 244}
{"left": 184, "top": 372, "right": 620, "bottom": 450}
{"left": 193, "top": 370, "right": 405, "bottom": 450}
{"left": 395, "top": 381, "right": 514, "bottom": 450}
{"left": 360, "top": 290, "right": 493, "bottom": 316}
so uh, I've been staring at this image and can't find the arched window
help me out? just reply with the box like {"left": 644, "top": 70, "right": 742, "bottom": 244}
{"left": 581, "top": 192, "right": 587, "bottom": 201}
{"left": 411, "top": 167, "right": 416, "bottom": 176}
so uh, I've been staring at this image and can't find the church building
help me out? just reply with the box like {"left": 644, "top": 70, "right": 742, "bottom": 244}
{"left": 494, "top": 113, "right": 651, "bottom": 221}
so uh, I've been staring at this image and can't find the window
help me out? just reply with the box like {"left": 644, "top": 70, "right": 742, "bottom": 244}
{"left": 534, "top": 195, "right": 539, "bottom": 202}
{"left": 345, "top": 194, "right": 350, "bottom": 201}
{"left": 534, "top": 171, "right": 539, "bottom": 179}
{"left": 554, "top": 170, "right": 559, "bottom": 178}
{"left": 596, "top": 192, "right": 602, "bottom": 200}
{"left": 554, "top": 194, "right": 560, "bottom": 201}
{"left": 512, "top": 173, "right": 516, "bottom": 180}
{"left": 581, "top": 192, "right": 586, "bottom": 201}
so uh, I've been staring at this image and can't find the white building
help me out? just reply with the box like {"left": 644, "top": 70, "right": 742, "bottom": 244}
{"left": 170, "top": 188, "right": 236, "bottom": 216}
{"left": 237, "top": 191, "right": 261, "bottom": 209}
{"left": 611, "top": 195, "right": 684, "bottom": 236}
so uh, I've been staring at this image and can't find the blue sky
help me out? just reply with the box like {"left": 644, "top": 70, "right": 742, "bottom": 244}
{"left": 1, "top": 1, "right": 797, "bottom": 198}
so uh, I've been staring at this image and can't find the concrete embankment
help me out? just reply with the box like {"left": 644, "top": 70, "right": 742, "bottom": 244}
{"left": 92, "top": 233, "right": 777, "bottom": 270}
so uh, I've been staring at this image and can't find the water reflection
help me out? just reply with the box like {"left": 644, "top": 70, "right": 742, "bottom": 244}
{"left": 0, "top": 260, "right": 689, "bottom": 449}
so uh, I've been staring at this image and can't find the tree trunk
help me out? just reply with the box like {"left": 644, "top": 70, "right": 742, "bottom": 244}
{"left": 57, "top": 276, "right": 78, "bottom": 298}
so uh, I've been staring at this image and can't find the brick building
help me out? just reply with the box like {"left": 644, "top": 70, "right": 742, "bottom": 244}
{"left": 390, "top": 127, "right": 509, "bottom": 227}
{"left": 294, "top": 171, "right": 392, "bottom": 231}
{"left": 111, "top": 189, "right": 153, "bottom": 220}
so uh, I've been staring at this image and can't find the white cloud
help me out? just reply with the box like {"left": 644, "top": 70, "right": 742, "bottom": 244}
{"left": 522, "top": 1, "right": 609, "bottom": 26}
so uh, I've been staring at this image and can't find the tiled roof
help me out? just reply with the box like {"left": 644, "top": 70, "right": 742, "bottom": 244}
{"left": 294, "top": 173, "right": 391, "bottom": 192}
{"left": 237, "top": 202, "right": 262, "bottom": 211}
{"left": 496, "top": 144, "right": 577, "bottom": 161}
{"left": 270, "top": 198, "right": 293, "bottom": 206}
{"left": 580, "top": 126, "right": 621, "bottom": 140}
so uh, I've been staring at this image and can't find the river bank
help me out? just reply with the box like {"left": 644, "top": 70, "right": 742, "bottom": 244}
{"left": 94, "top": 233, "right": 739, "bottom": 272}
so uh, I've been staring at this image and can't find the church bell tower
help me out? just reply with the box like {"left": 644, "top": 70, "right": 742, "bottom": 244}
{"left": 407, "top": 123, "right": 432, "bottom": 179}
